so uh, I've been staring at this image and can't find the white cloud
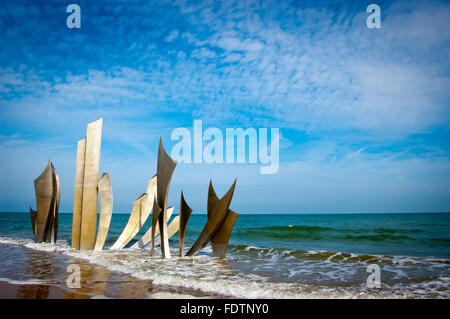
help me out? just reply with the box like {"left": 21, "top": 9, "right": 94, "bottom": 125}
{"left": 0, "top": 0, "right": 449, "bottom": 212}
{"left": 166, "top": 30, "right": 179, "bottom": 42}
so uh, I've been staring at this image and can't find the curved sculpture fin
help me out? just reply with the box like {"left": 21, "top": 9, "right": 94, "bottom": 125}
{"left": 179, "top": 191, "right": 193, "bottom": 257}
{"left": 207, "top": 180, "right": 219, "bottom": 219}
{"left": 156, "top": 138, "right": 177, "bottom": 211}
{"left": 156, "top": 138, "right": 177, "bottom": 258}
{"left": 186, "top": 179, "right": 236, "bottom": 256}
{"left": 49, "top": 167, "right": 60, "bottom": 243}
{"left": 151, "top": 198, "right": 162, "bottom": 256}
{"left": 152, "top": 215, "right": 180, "bottom": 246}
{"left": 110, "top": 193, "right": 148, "bottom": 250}
{"left": 29, "top": 207, "right": 37, "bottom": 240}
{"left": 110, "top": 175, "right": 156, "bottom": 250}
{"left": 72, "top": 138, "right": 86, "bottom": 249}
{"left": 33, "top": 160, "right": 54, "bottom": 243}
{"left": 130, "top": 206, "right": 174, "bottom": 249}
{"left": 94, "top": 173, "right": 113, "bottom": 251}
{"left": 211, "top": 210, "right": 239, "bottom": 258}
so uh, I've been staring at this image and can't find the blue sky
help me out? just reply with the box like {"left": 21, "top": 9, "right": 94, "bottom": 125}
{"left": 0, "top": 0, "right": 449, "bottom": 214}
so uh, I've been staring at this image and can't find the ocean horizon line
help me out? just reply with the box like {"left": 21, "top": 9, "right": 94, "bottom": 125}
{"left": 1, "top": 211, "right": 449, "bottom": 215}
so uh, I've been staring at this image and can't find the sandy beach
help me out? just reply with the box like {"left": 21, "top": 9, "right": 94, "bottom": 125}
{"left": 0, "top": 241, "right": 218, "bottom": 299}
{"left": 0, "top": 280, "right": 90, "bottom": 299}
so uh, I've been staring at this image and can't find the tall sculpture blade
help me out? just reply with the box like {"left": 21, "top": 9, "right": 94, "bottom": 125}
{"left": 33, "top": 161, "right": 54, "bottom": 243}
{"left": 156, "top": 138, "right": 177, "bottom": 258}
{"left": 207, "top": 180, "right": 219, "bottom": 218}
{"left": 29, "top": 207, "right": 37, "bottom": 240}
{"left": 72, "top": 138, "right": 86, "bottom": 249}
{"left": 130, "top": 206, "right": 174, "bottom": 249}
{"left": 50, "top": 168, "right": 60, "bottom": 243}
{"left": 153, "top": 215, "right": 180, "bottom": 245}
{"left": 158, "top": 206, "right": 171, "bottom": 258}
{"left": 207, "top": 181, "right": 239, "bottom": 258}
{"left": 110, "top": 193, "right": 148, "bottom": 250}
{"left": 44, "top": 166, "right": 60, "bottom": 244}
{"left": 110, "top": 175, "right": 157, "bottom": 249}
{"left": 94, "top": 173, "right": 113, "bottom": 251}
{"left": 179, "top": 192, "right": 193, "bottom": 257}
{"left": 80, "top": 118, "right": 103, "bottom": 250}
{"left": 150, "top": 198, "right": 162, "bottom": 256}
{"left": 141, "top": 175, "right": 158, "bottom": 218}
{"left": 211, "top": 210, "right": 239, "bottom": 258}
{"left": 186, "top": 180, "right": 236, "bottom": 256}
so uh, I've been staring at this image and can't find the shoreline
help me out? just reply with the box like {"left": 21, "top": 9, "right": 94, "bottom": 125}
{"left": 0, "top": 242, "right": 224, "bottom": 299}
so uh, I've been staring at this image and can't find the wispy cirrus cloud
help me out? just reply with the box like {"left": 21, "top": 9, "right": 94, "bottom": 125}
{"left": 0, "top": 0, "right": 449, "bottom": 213}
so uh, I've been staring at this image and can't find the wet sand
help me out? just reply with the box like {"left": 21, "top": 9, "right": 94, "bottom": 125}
{"left": 0, "top": 280, "right": 207, "bottom": 299}
{"left": 0, "top": 280, "right": 91, "bottom": 299}
{"left": 0, "top": 242, "right": 214, "bottom": 299}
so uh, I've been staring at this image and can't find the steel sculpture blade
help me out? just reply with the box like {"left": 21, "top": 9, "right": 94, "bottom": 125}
{"left": 110, "top": 175, "right": 157, "bottom": 249}
{"left": 186, "top": 180, "right": 236, "bottom": 256}
{"left": 179, "top": 192, "right": 193, "bottom": 257}
{"left": 53, "top": 170, "right": 60, "bottom": 243}
{"left": 141, "top": 175, "right": 158, "bottom": 218}
{"left": 207, "top": 182, "right": 240, "bottom": 258}
{"left": 207, "top": 180, "right": 219, "bottom": 218}
{"left": 31, "top": 161, "right": 60, "bottom": 243}
{"left": 122, "top": 176, "right": 157, "bottom": 247}
{"left": 130, "top": 206, "right": 174, "bottom": 249}
{"left": 94, "top": 173, "right": 113, "bottom": 251}
{"left": 45, "top": 168, "right": 60, "bottom": 244}
{"left": 71, "top": 138, "right": 86, "bottom": 249}
{"left": 33, "top": 161, "right": 54, "bottom": 243}
{"left": 29, "top": 207, "right": 37, "bottom": 240}
{"left": 111, "top": 193, "right": 148, "bottom": 250}
{"left": 80, "top": 118, "right": 103, "bottom": 250}
{"left": 155, "top": 138, "right": 177, "bottom": 258}
{"left": 149, "top": 215, "right": 180, "bottom": 246}
{"left": 150, "top": 198, "right": 162, "bottom": 256}
{"left": 211, "top": 210, "right": 239, "bottom": 258}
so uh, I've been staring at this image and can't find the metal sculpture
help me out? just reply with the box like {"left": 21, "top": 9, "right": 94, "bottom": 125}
{"left": 30, "top": 160, "right": 60, "bottom": 243}
{"left": 94, "top": 173, "right": 113, "bottom": 251}
{"left": 29, "top": 207, "right": 37, "bottom": 240}
{"left": 111, "top": 193, "right": 148, "bottom": 249}
{"left": 179, "top": 192, "right": 192, "bottom": 257}
{"left": 32, "top": 119, "right": 242, "bottom": 259}
{"left": 207, "top": 181, "right": 240, "bottom": 258}
{"left": 130, "top": 206, "right": 175, "bottom": 249}
{"left": 211, "top": 209, "right": 239, "bottom": 258}
{"left": 71, "top": 138, "right": 86, "bottom": 249}
{"left": 80, "top": 118, "right": 103, "bottom": 250}
{"left": 150, "top": 198, "right": 162, "bottom": 256}
{"left": 149, "top": 215, "right": 180, "bottom": 246}
{"left": 71, "top": 118, "right": 103, "bottom": 250}
{"left": 110, "top": 175, "right": 157, "bottom": 249}
{"left": 151, "top": 138, "right": 177, "bottom": 258}
{"left": 186, "top": 180, "right": 236, "bottom": 257}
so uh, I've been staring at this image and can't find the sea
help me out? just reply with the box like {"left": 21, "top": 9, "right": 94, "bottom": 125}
{"left": 0, "top": 212, "right": 449, "bottom": 298}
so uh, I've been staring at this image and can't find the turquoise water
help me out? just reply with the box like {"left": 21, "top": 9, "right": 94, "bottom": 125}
{"left": 0, "top": 212, "right": 449, "bottom": 298}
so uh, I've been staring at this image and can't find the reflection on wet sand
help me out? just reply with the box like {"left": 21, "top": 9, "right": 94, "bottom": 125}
{"left": 0, "top": 242, "right": 217, "bottom": 299}
{"left": 67, "top": 256, "right": 155, "bottom": 298}
{"left": 0, "top": 281, "right": 90, "bottom": 299}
